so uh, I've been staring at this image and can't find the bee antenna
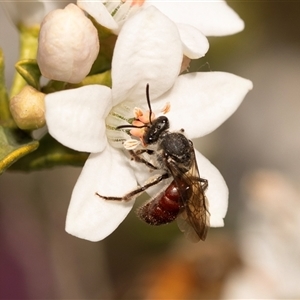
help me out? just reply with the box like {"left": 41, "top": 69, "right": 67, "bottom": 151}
{"left": 116, "top": 124, "right": 148, "bottom": 130}
{"left": 146, "top": 84, "right": 153, "bottom": 124}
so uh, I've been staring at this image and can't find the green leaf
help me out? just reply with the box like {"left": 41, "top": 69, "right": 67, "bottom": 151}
{"left": 15, "top": 59, "right": 41, "bottom": 90}
{"left": 0, "top": 126, "right": 39, "bottom": 174}
{"left": 9, "top": 133, "right": 88, "bottom": 172}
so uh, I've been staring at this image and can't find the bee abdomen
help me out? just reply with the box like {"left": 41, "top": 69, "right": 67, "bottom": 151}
{"left": 137, "top": 180, "right": 183, "bottom": 225}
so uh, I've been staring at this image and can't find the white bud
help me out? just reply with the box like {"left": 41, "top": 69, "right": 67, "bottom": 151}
{"left": 10, "top": 86, "right": 46, "bottom": 130}
{"left": 37, "top": 3, "right": 99, "bottom": 84}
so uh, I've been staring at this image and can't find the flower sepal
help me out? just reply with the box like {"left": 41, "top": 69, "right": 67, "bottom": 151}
{"left": 15, "top": 59, "right": 41, "bottom": 90}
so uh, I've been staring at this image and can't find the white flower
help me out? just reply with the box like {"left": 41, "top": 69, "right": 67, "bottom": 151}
{"left": 44, "top": 7, "right": 252, "bottom": 241}
{"left": 37, "top": 3, "right": 99, "bottom": 84}
{"left": 46, "top": 6, "right": 183, "bottom": 151}
{"left": 37, "top": 0, "right": 243, "bottom": 83}
{"left": 147, "top": 0, "right": 245, "bottom": 37}
{"left": 147, "top": 0, "right": 245, "bottom": 60}
{"left": 78, "top": 0, "right": 244, "bottom": 60}
{"left": 78, "top": 0, "right": 244, "bottom": 36}
{"left": 77, "top": 0, "right": 209, "bottom": 60}
{"left": 1, "top": 0, "right": 72, "bottom": 27}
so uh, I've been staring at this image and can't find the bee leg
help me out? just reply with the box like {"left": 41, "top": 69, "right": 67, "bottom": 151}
{"left": 200, "top": 178, "right": 208, "bottom": 190}
{"left": 190, "top": 176, "right": 208, "bottom": 190}
{"left": 128, "top": 149, "right": 158, "bottom": 170}
{"left": 95, "top": 172, "right": 170, "bottom": 202}
{"left": 133, "top": 149, "right": 155, "bottom": 156}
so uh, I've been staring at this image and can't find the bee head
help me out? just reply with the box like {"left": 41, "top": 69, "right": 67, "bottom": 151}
{"left": 143, "top": 116, "right": 169, "bottom": 145}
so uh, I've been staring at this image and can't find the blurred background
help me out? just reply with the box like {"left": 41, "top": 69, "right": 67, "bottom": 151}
{"left": 1, "top": 2, "right": 300, "bottom": 299}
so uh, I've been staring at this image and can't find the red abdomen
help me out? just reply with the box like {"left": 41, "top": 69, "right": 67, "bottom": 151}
{"left": 137, "top": 179, "right": 191, "bottom": 225}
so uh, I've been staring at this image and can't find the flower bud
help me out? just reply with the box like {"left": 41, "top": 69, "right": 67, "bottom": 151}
{"left": 37, "top": 3, "right": 99, "bottom": 83}
{"left": 10, "top": 85, "right": 46, "bottom": 130}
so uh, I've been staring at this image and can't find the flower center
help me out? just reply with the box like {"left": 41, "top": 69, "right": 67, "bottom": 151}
{"left": 106, "top": 101, "right": 171, "bottom": 149}
{"left": 103, "top": 0, "right": 145, "bottom": 24}
{"left": 105, "top": 100, "right": 137, "bottom": 148}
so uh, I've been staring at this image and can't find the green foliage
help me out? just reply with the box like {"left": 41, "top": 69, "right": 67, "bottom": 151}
{"left": 0, "top": 126, "right": 39, "bottom": 174}
{"left": 9, "top": 133, "right": 88, "bottom": 172}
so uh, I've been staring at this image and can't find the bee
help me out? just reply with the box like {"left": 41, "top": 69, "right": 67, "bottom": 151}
{"left": 96, "top": 85, "right": 210, "bottom": 241}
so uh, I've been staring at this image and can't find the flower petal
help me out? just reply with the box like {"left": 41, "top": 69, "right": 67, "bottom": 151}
{"left": 194, "top": 150, "right": 228, "bottom": 227}
{"left": 147, "top": 0, "right": 245, "bottom": 36}
{"left": 77, "top": 0, "right": 119, "bottom": 31}
{"left": 45, "top": 85, "right": 112, "bottom": 153}
{"left": 111, "top": 6, "right": 182, "bottom": 106}
{"left": 153, "top": 72, "right": 253, "bottom": 139}
{"left": 177, "top": 23, "right": 209, "bottom": 59}
{"left": 65, "top": 146, "right": 137, "bottom": 241}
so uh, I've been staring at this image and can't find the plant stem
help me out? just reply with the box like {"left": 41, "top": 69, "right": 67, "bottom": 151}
{"left": 10, "top": 24, "right": 40, "bottom": 98}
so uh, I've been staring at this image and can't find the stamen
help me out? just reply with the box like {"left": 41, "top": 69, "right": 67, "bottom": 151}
{"left": 161, "top": 102, "right": 171, "bottom": 114}
{"left": 133, "top": 106, "right": 155, "bottom": 124}
{"left": 133, "top": 107, "right": 144, "bottom": 119}
{"left": 123, "top": 139, "right": 140, "bottom": 150}
{"left": 130, "top": 120, "right": 146, "bottom": 139}
{"left": 131, "top": 0, "right": 145, "bottom": 7}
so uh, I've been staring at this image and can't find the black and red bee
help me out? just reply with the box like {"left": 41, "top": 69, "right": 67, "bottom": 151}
{"left": 96, "top": 85, "right": 210, "bottom": 241}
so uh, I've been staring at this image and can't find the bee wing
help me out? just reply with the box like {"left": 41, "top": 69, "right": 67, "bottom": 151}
{"left": 176, "top": 191, "right": 209, "bottom": 242}
{"left": 167, "top": 147, "right": 210, "bottom": 242}
{"left": 176, "top": 210, "right": 204, "bottom": 242}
